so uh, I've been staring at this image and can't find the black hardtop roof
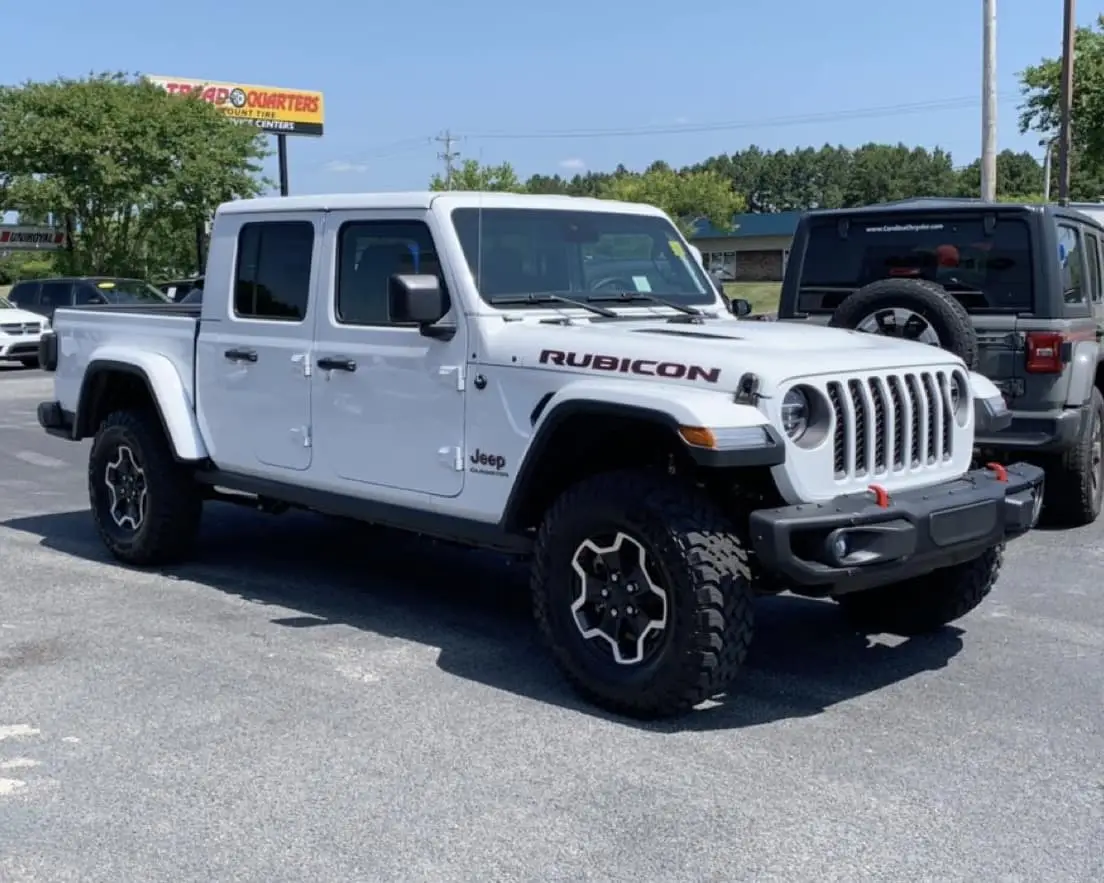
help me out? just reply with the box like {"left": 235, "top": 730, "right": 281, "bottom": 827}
{"left": 15, "top": 275, "right": 149, "bottom": 285}
{"left": 802, "top": 197, "right": 1104, "bottom": 230}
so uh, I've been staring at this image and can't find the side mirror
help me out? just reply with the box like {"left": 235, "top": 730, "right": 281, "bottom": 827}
{"left": 389, "top": 273, "right": 454, "bottom": 339}
{"left": 729, "top": 297, "right": 752, "bottom": 317}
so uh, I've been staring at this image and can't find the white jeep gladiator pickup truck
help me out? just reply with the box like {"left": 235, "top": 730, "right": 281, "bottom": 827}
{"left": 35, "top": 191, "right": 1044, "bottom": 719}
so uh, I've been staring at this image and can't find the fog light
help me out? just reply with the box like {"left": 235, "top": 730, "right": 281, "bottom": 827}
{"left": 832, "top": 533, "right": 849, "bottom": 561}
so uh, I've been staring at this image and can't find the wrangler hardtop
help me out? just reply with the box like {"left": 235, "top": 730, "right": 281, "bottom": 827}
{"left": 778, "top": 197, "right": 1104, "bottom": 527}
{"left": 35, "top": 190, "right": 1043, "bottom": 719}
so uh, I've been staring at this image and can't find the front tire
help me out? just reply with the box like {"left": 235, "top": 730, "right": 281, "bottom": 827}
{"left": 835, "top": 546, "right": 1003, "bottom": 636}
{"left": 88, "top": 409, "right": 203, "bottom": 566}
{"left": 531, "top": 469, "right": 754, "bottom": 719}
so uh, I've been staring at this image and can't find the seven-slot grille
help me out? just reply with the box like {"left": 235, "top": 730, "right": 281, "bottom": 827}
{"left": 0, "top": 322, "right": 41, "bottom": 335}
{"left": 825, "top": 371, "right": 958, "bottom": 479}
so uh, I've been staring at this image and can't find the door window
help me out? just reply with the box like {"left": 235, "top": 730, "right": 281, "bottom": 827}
{"left": 8, "top": 281, "right": 39, "bottom": 308}
{"left": 233, "top": 221, "right": 315, "bottom": 322}
{"left": 37, "top": 281, "right": 72, "bottom": 310}
{"left": 335, "top": 220, "right": 445, "bottom": 326}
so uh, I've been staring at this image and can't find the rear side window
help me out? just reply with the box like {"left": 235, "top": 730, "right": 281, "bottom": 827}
{"left": 8, "top": 281, "right": 38, "bottom": 307}
{"left": 234, "top": 221, "right": 315, "bottom": 321}
{"left": 1084, "top": 232, "right": 1102, "bottom": 303}
{"left": 1056, "top": 223, "right": 1085, "bottom": 304}
{"left": 800, "top": 215, "right": 1034, "bottom": 313}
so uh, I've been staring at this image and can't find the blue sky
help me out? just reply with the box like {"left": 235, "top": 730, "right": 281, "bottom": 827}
{"left": 1, "top": 0, "right": 1096, "bottom": 197}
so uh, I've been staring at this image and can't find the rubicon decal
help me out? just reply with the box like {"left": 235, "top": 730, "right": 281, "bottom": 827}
{"left": 539, "top": 349, "right": 721, "bottom": 383}
{"left": 146, "top": 75, "right": 325, "bottom": 137}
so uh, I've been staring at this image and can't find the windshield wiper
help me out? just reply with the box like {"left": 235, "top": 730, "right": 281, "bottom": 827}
{"left": 489, "top": 293, "right": 618, "bottom": 318}
{"left": 586, "top": 291, "right": 707, "bottom": 316}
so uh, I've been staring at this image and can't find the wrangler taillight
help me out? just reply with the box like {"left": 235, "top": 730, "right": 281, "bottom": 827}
{"left": 1025, "top": 331, "right": 1065, "bottom": 374}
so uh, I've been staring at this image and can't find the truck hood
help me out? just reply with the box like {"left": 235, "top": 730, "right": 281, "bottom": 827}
{"left": 485, "top": 314, "right": 963, "bottom": 389}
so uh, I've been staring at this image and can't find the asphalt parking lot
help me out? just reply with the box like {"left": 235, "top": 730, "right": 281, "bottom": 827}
{"left": 1, "top": 365, "right": 1102, "bottom": 882}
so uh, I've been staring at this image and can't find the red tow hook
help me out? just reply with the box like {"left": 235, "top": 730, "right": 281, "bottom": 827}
{"left": 985, "top": 462, "right": 1008, "bottom": 483}
{"left": 867, "top": 484, "right": 890, "bottom": 508}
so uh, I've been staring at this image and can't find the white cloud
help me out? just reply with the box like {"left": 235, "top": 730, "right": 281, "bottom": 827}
{"left": 558, "top": 157, "right": 586, "bottom": 171}
{"left": 324, "top": 159, "right": 369, "bottom": 174}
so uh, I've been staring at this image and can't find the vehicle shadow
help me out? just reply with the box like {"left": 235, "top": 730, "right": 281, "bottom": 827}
{"left": 3, "top": 505, "right": 966, "bottom": 732}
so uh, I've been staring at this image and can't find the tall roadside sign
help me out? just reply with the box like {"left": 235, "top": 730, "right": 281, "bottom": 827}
{"left": 145, "top": 75, "right": 325, "bottom": 196}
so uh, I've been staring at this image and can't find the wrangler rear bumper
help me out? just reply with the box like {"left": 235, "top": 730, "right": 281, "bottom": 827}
{"left": 749, "top": 462, "right": 1044, "bottom": 594}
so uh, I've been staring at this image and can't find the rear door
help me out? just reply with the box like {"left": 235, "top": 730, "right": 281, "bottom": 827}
{"left": 36, "top": 280, "right": 74, "bottom": 321}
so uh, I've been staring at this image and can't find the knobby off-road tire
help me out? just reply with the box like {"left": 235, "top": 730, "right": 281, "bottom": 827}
{"left": 531, "top": 468, "right": 755, "bottom": 720}
{"left": 835, "top": 545, "right": 1003, "bottom": 636}
{"left": 1039, "top": 386, "right": 1104, "bottom": 528}
{"left": 88, "top": 409, "right": 203, "bottom": 566}
{"left": 829, "top": 278, "right": 980, "bottom": 370}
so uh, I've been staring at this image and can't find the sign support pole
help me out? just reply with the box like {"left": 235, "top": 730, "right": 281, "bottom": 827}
{"left": 277, "top": 134, "right": 290, "bottom": 197}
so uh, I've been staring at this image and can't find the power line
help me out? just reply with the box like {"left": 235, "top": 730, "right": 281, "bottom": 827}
{"left": 435, "top": 130, "right": 460, "bottom": 188}
{"left": 457, "top": 95, "right": 1022, "bottom": 142}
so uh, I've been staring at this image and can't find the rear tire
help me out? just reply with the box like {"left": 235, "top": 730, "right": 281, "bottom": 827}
{"left": 835, "top": 546, "right": 1003, "bottom": 636}
{"left": 1038, "top": 386, "right": 1104, "bottom": 528}
{"left": 88, "top": 409, "right": 203, "bottom": 566}
{"left": 531, "top": 469, "right": 754, "bottom": 719}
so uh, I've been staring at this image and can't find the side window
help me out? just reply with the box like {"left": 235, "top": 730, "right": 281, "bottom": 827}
{"left": 8, "top": 281, "right": 38, "bottom": 307}
{"left": 336, "top": 220, "right": 445, "bottom": 326}
{"left": 1085, "top": 232, "right": 1103, "bottom": 304}
{"left": 74, "top": 284, "right": 107, "bottom": 305}
{"left": 38, "top": 281, "right": 73, "bottom": 309}
{"left": 233, "top": 221, "right": 315, "bottom": 322}
{"left": 1057, "top": 223, "right": 1085, "bottom": 304}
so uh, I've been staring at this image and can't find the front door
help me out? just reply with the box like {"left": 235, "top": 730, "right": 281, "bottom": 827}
{"left": 194, "top": 213, "right": 320, "bottom": 475}
{"left": 309, "top": 210, "right": 468, "bottom": 498}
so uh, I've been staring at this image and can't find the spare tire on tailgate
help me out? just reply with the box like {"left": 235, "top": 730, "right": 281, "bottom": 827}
{"left": 827, "top": 278, "right": 979, "bottom": 370}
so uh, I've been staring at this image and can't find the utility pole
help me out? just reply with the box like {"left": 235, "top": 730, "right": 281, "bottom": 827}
{"left": 980, "top": 0, "right": 998, "bottom": 202}
{"left": 435, "top": 130, "right": 459, "bottom": 190}
{"left": 1058, "top": 0, "right": 1077, "bottom": 205}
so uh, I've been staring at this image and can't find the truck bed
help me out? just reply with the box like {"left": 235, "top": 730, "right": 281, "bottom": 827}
{"left": 51, "top": 304, "right": 201, "bottom": 419}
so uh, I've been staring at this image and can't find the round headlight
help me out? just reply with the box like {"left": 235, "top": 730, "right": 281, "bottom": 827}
{"left": 781, "top": 387, "right": 810, "bottom": 439}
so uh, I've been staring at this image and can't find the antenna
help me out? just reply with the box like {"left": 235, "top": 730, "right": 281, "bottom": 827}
{"left": 435, "top": 130, "right": 460, "bottom": 190}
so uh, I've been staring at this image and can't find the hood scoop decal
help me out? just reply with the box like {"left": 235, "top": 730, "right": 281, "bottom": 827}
{"left": 632, "top": 328, "right": 741, "bottom": 340}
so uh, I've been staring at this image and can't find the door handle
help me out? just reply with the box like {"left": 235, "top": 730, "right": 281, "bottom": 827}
{"left": 317, "top": 356, "right": 357, "bottom": 372}
{"left": 224, "top": 348, "right": 258, "bottom": 362}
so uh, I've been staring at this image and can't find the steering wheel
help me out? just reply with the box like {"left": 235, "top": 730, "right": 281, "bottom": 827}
{"left": 590, "top": 276, "right": 638, "bottom": 292}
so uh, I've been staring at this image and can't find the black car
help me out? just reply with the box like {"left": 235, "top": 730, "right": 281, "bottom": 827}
{"left": 8, "top": 276, "right": 170, "bottom": 320}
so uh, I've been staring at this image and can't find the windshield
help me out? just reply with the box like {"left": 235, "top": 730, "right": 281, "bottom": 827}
{"left": 90, "top": 279, "right": 169, "bottom": 304}
{"left": 799, "top": 214, "right": 1034, "bottom": 313}
{"left": 450, "top": 208, "right": 716, "bottom": 308}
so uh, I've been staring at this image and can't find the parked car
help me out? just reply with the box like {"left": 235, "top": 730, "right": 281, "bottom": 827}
{"left": 0, "top": 293, "right": 48, "bottom": 368}
{"left": 36, "top": 191, "right": 1043, "bottom": 720}
{"left": 8, "top": 276, "right": 169, "bottom": 321}
{"left": 777, "top": 198, "right": 1104, "bottom": 528}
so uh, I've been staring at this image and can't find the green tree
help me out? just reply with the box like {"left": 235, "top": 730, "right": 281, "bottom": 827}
{"left": 954, "top": 149, "right": 1044, "bottom": 198}
{"left": 596, "top": 166, "right": 745, "bottom": 235}
{"left": 0, "top": 72, "right": 268, "bottom": 278}
{"left": 429, "top": 158, "right": 523, "bottom": 191}
{"left": 1019, "top": 16, "right": 1104, "bottom": 164}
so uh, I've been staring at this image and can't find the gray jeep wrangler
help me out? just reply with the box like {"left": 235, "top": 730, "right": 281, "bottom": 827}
{"left": 777, "top": 198, "right": 1104, "bottom": 527}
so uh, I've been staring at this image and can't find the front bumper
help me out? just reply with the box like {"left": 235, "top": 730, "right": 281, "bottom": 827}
{"left": 0, "top": 336, "right": 42, "bottom": 359}
{"left": 749, "top": 462, "right": 1044, "bottom": 594}
{"left": 37, "top": 400, "right": 76, "bottom": 440}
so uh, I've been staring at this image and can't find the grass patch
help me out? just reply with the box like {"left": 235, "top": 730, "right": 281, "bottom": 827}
{"left": 723, "top": 282, "right": 781, "bottom": 315}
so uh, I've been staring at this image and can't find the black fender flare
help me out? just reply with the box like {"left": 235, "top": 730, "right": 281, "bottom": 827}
{"left": 498, "top": 399, "right": 786, "bottom": 533}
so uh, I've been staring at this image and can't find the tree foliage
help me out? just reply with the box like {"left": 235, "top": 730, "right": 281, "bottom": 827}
{"left": 597, "top": 166, "right": 744, "bottom": 235}
{"left": 429, "top": 158, "right": 523, "bottom": 191}
{"left": 1019, "top": 16, "right": 1104, "bottom": 199}
{"left": 0, "top": 72, "right": 269, "bottom": 278}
